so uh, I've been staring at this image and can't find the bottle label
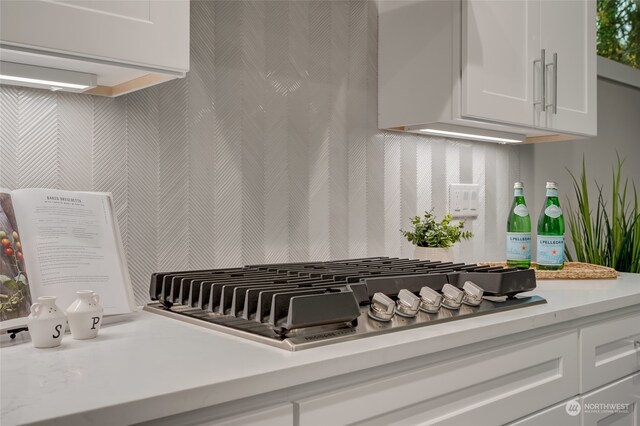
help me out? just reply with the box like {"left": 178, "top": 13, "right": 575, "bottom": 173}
{"left": 507, "top": 232, "right": 531, "bottom": 260}
{"left": 537, "top": 235, "right": 564, "bottom": 265}
{"left": 514, "top": 188, "right": 524, "bottom": 197}
{"left": 544, "top": 205, "right": 562, "bottom": 218}
{"left": 513, "top": 204, "right": 529, "bottom": 217}
{"left": 546, "top": 188, "right": 558, "bottom": 197}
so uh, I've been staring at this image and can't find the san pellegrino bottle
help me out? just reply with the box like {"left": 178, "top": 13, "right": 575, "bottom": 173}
{"left": 507, "top": 182, "right": 531, "bottom": 269}
{"left": 537, "top": 181, "right": 565, "bottom": 270}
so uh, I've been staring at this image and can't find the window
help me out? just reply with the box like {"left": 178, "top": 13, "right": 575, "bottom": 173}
{"left": 597, "top": 0, "right": 640, "bottom": 69}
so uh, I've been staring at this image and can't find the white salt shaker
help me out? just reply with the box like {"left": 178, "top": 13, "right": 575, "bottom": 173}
{"left": 27, "top": 296, "right": 67, "bottom": 348}
{"left": 66, "top": 290, "right": 104, "bottom": 340}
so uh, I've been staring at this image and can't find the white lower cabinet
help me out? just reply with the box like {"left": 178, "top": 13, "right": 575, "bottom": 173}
{"left": 156, "top": 309, "right": 639, "bottom": 426}
{"left": 295, "top": 332, "right": 578, "bottom": 426}
{"left": 580, "top": 373, "right": 640, "bottom": 426}
{"left": 209, "top": 403, "right": 294, "bottom": 426}
{"left": 507, "top": 400, "right": 581, "bottom": 426}
{"left": 580, "top": 312, "right": 640, "bottom": 393}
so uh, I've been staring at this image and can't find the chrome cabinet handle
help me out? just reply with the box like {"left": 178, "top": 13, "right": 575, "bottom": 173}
{"left": 542, "top": 50, "right": 546, "bottom": 112}
{"left": 543, "top": 52, "right": 557, "bottom": 113}
{"left": 533, "top": 49, "right": 546, "bottom": 112}
{"left": 553, "top": 53, "right": 558, "bottom": 114}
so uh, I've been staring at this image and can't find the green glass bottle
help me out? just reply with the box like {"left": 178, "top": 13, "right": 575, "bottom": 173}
{"left": 507, "top": 182, "right": 531, "bottom": 269}
{"left": 536, "top": 181, "right": 565, "bottom": 270}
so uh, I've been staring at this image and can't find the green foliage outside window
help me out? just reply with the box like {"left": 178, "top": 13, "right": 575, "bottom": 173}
{"left": 597, "top": 0, "right": 640, "bottom": 69}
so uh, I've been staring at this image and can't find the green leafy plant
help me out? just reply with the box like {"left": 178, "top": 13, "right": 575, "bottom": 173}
{"left": 401, "top": 211, "right": 473, "bottom": 248}
{"left": 566, "top": 155, "right": 640, "bottom": 273}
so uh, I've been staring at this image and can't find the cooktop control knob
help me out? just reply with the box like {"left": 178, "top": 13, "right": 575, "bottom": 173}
{"left": 419, "top": 286, "right": 442, "bottom": 313}
{"left": 395, "top": 289, "right": 420, "bottom": 318}
{"left": 462, "top": 281, "right": 484, "bottom": 306}
{"left": 368, "top": 292, "right": 395, "bottom": 322}
{"left": 441, "top": 284, "right": 464, "bottom": 310}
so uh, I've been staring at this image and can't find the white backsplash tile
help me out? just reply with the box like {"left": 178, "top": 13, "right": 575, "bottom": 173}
{"left": 0, "top": 1, "right": 519, "bottom": 304}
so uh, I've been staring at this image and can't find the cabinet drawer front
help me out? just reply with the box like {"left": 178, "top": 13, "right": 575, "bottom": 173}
{"left": 581, "top": 312, "right": 640, "bottom": 393}
{"left": 296, "top": 332, "right": 578, "bottom": 426}
{"left": 211, "top": 403, "right": 294, "bottom": 426}
{"left": 580, "top": 372, "right": 640, "bottom": 426}
{"left": 507, "top": 401, "right": 580, "bottom": 426}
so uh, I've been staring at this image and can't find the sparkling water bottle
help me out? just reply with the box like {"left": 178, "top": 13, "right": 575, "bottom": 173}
{"left": 506, "top": 182, "right": 531, "bottom": 269}
{"left": 537, "top": 181, "right": 565, "bottom": 270}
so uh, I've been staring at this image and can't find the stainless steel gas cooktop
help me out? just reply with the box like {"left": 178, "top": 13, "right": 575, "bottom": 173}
{"left": 144, "top": 257, "right": 545, "bottom": 351}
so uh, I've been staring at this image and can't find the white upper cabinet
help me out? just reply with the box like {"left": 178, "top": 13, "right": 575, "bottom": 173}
{"left": 462, "top": 0, "right": 540, "bottom": 128}
{"left": 378, "top": 0, "right": 597, "bottom": 143}
{"left": 539, "top": 0, "right": 597, "bottom": 136}
{"left": 0, "top": 0, "right": 189, "bottom": 96}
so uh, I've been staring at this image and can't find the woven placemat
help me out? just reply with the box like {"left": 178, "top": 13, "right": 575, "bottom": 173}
{"left": 479, "top": 261, "right": 618, "bottom": 280}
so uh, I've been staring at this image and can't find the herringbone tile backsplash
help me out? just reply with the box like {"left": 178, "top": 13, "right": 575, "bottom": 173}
{"left": 0, "top": 1, "right": 519, "bottom": 305}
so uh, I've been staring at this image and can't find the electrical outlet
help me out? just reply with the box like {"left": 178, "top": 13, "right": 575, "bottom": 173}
{"left": 449, "top": 184, "right": 479, "bottom": 218}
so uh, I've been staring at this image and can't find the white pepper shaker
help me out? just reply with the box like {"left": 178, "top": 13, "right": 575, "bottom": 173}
{"left": 66, "top": 290, "right": 104, "bottom": 340}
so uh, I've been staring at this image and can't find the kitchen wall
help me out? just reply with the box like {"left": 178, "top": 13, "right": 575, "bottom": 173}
{"left": 519, "top": 78, "right": 640, "bottom": 243}
{"left": 0, "top": 1, "right": 519, "bottom": 304}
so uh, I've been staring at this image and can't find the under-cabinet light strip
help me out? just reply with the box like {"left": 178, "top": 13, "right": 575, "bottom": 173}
{"left": 0, "top": 74, "right": 90, "bottom": 90}
{"left": 419, "top": 128, "right": 523, "bottom": 143}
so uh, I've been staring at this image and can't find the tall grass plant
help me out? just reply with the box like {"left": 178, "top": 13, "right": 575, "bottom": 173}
{"left": 566, "top": 155, "right": 640, "bottom": 273}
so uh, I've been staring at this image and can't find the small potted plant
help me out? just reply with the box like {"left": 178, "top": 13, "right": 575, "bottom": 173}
{"left": 401, "top": 211, "right": 473, "bottom": 262}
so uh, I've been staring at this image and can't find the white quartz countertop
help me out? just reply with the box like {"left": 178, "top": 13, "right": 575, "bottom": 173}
{"left": 2, "top": 274, "right": 640, "bottom": 425}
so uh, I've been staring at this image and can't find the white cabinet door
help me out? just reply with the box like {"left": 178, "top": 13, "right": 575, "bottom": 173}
{"left": 462, "top": 0, "right": 540, "bottom": 127}
{"left": 296, "top": 332, "right": 578, "bottom": 426}
{"left": 136, "top": 403, "right": 294, "bottom": 426}
{"left": 581, "top": 373, "right": 640, "bottom": 426}
{"left": 507, "top": 401, "right": 580, "bottom": 426}
{"left": 580, "top": 312, "right": 640, "bottom": 393}
{"left": 210, "top": 404, "right": 294, "bottom": 426}
{"left": 0, "top": 0, "right": 189, "bottom": 73}
{"left": 539, "top": 0, "right": 597, "bottom": 135}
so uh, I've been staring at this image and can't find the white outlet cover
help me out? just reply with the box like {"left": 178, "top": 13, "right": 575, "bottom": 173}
{"left": 449, "top": 184, "right": 479, "bottom": 218}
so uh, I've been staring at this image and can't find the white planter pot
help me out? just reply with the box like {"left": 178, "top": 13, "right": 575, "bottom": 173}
{"left": 413, "top": 246, "right": 454, "bottom": 263}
